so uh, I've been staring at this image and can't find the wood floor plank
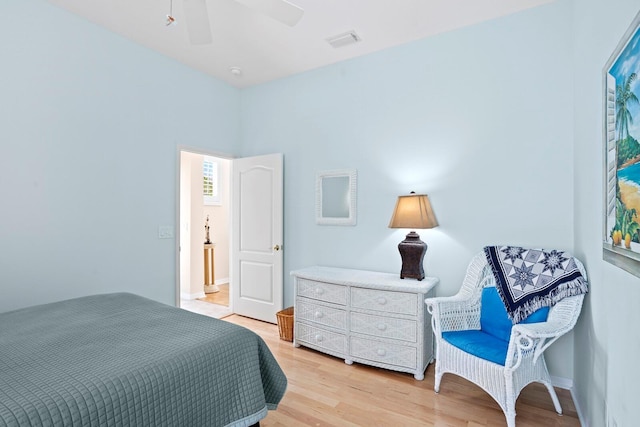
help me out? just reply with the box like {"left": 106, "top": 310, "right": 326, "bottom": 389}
{"left": 223, "top": 315, "right": 580, "bottom": 426}
{"left": 198, "top": 283, "right": 229, "bottom": 306}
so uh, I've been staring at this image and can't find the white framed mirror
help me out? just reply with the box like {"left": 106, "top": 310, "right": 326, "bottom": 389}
{"left": 316, "top": 169, "right": 357, "bottom": 226}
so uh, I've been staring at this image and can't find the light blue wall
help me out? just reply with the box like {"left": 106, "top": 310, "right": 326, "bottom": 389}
{"left": 241, "top": 1, "right": 577, "bottom": 378}
{"left": 1, "top": 0, "right": 240, "bottom": 312}
{"left": 6, "top": 0, "right": 637, "bottom": 423}
{"left": 572, "top": 0, "right": 640, "bottom": 425}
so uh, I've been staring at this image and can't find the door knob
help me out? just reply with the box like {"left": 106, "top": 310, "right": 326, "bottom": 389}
{"left": 273, "top": 244, "right": 280, "bottom": 251}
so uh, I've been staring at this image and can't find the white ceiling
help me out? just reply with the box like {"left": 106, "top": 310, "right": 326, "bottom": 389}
{"left": 47, "top": 0, "right": 554, "bottom": 88}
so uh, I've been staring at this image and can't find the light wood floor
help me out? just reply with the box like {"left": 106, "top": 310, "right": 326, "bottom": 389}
{"left": 198, "top": 284, "right": 229, "bottom": 306}
{"left": 223, "top": 315, "right": 581, "bottom": 427}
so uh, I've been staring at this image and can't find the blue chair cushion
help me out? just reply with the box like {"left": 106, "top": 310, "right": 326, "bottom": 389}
{"left": 442, "top": 330, "right": 509, "bottom": 365}
{"left": 442, "top": 287, "right": 550, "bottom": 366}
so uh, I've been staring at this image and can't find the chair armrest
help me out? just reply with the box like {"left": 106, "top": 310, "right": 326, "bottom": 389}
{"left": 512, "top": 320, "right": 573, "bottom": 339}
{"left": 425, "top": 295, "right": 481, "bottom": 334}
{"left": 507, "top": 320, "right": 573, "bottom": 368}
{"left": 505, "top": 295, "right": 584, "bottom": 369}
{"left": 425, "top": 295, "right": 469, "bottom": 307}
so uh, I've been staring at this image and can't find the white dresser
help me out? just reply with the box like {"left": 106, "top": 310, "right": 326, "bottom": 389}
{"left": 291, "top": 266, "right": 438, "bottom": 380}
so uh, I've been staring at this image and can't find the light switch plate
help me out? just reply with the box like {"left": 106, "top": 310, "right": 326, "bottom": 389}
{"left": 158, "top": 225, "right": 174, "bottom": 239}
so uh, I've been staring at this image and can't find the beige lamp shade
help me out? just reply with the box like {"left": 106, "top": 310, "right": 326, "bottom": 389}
{"left": 388, "top": 193, "right": 438, "bottom": 229}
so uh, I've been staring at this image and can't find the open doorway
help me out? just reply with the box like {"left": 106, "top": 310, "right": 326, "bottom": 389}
{"left": 178, "top": 149, "right": 232, "bottom": 319}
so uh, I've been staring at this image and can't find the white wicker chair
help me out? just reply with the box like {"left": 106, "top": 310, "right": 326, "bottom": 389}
{"left": 424, "top": 252, "right": 586, "bottom": 427}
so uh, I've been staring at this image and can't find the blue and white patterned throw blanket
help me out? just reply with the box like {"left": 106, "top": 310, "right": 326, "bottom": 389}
{"left": 484, "top": 246, "right": 589, "bottom": 323}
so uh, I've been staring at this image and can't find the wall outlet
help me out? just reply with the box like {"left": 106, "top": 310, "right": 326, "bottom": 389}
{"left": 158, "top": 225, "right": 174, "bottom": 239}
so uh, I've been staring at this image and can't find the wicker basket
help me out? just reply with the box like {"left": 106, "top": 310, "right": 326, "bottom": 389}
{"left": 276, "top": 307, "right": 294, "bottom": 342}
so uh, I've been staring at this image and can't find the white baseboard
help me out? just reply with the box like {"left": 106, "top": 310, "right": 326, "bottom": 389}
{"left": 550, "top": 375, "right": 573, "bottom": 390}
{"left": 181, "top": 290, "right": 205, "bottom": 300}
{"left": 551, "top": 376, "right": 586, "bottom": 426}
{"left": 181, "top": 281, "right": 226, "bottom": 300}
{"left": 571, "top": 387, "right": 587, "bottom": 427}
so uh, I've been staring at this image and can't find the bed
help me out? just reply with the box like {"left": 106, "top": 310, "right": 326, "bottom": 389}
{"left": 0, "top": 293, "right": 287, "bottom": 427}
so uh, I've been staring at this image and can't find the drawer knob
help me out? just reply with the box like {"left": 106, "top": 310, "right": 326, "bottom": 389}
{"left": 315, "top": 334, "right": 323, "bottom": 342}
{"left": 377, "top": 349, "right": 386, "bottom": 356}
{"left": 377, "top": 323, "right": 387, "bottom": 331}
{"left": 314, "top": 311, "right": 323, "bottom": 318}
{"left": 315, "top": 288, "right": 324, "bottom": 295}
{"left": 377, "top": 297, "right": 387, "bottom": 305}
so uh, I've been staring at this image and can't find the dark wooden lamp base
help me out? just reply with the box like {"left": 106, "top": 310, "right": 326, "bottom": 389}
{"left": 398, "top": 231, "right": 427, "bottom": 281}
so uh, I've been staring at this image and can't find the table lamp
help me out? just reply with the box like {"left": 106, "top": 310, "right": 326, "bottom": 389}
{"left": 388, "top": 192, "right": 438, "bottom": 280}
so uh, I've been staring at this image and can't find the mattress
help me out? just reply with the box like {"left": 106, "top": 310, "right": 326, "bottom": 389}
{"left": 0, "top": 293, "right": 287, "bottom": 427}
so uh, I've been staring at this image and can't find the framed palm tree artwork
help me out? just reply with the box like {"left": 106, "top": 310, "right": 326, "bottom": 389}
{"left": 603, "top": 9, "right": 640, "bottom": 276}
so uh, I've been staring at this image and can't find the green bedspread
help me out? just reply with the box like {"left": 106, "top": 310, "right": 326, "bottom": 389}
{"left": 0, "top": 293, "right": 287, "bottom": 427}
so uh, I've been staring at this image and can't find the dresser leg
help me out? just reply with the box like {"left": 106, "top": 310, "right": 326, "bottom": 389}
{"left": 345, "top": 359, "right": 353, "bottom": 365}
{"left": 414, "top": 372, "right": 425, "bottom": 381}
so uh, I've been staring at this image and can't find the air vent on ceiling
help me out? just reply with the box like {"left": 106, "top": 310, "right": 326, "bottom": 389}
{"left": 326, "top": 31, "right": 362, "bottom": 48}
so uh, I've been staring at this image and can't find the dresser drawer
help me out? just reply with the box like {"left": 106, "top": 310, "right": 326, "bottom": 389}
{"left": 296, "top": 322, "right": 346, "bottom": 355}
{"left": 350, "top": 312, "right": 417, "bottom": 343}
{"left": 350, "top": 336, "right": 417, "bottom": 370}
{"left": 351, "top": 288, "right": 418, "bottom": 315}
{"left": 296, "top": 298, "right": 347, "bottom": 331}
{"left": 297, "top": 279, "right": 347, "bottom": 305}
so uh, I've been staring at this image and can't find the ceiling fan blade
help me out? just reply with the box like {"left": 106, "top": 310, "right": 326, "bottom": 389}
{"left": 234, "top": 0, "right": 304, "bottom": 27}
{"left": 183, "top": 0, "right": 213, "bottom": 45}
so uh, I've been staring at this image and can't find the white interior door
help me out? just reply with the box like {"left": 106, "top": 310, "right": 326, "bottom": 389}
{"left": 231, "top": 153, "right": 283, "bottom": 323}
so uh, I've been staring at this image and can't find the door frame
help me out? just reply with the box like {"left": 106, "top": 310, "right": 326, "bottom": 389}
{"left": 175, "top": 146, "right": 234, "bottom": 308}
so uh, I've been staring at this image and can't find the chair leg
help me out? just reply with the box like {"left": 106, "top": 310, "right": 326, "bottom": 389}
{"left": 505, "top": 401, "right": 516, "bottom": 427}
{"left": 544, "top": 382, "right": 563, "bottom": 415}
{"left": 505, "top": 412, "right": 516, "bottom": 427}
{"left": 434, "top": 369, "right": 442, "bottom": 393}
{"left": 504, "top": 374, "right": 516, "bottom": 427}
